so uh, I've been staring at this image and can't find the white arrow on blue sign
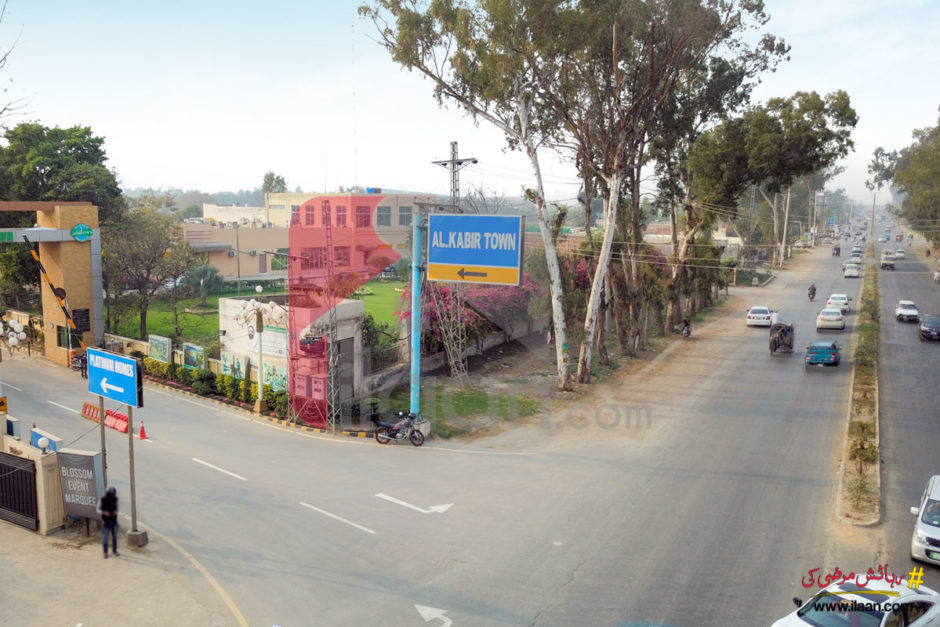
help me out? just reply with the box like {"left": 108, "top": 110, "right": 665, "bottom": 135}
{"left": 86, "top": 348, "right": 144, "bottom": 407}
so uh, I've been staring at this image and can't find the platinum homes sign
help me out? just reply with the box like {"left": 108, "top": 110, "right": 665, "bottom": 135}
{"left": 57, "top": 448, "right": 105, "bottom": 518}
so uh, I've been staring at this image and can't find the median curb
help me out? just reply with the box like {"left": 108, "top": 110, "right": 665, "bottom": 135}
{"left": 142, "top": 377, "right": 375, "bottom": 440}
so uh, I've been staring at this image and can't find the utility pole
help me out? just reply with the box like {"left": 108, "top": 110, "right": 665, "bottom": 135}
{"left": 430, "top": 142, "right": 478, "bottom": 386}
{"left": 432, "top": 141, "right": 477, "bottom": 212}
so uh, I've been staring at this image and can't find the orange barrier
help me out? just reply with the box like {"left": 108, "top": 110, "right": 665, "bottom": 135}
{"left": 80, "top": 402, "right": 128, "bottom": 433}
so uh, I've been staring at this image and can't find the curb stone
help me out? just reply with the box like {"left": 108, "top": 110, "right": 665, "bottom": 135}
{"left": 142, "top": 377, "right": 375, "bottom": 440}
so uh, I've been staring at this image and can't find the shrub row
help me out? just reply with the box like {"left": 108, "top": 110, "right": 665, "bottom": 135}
{"left": 141, "top": 357, "right": 289, "bottom": 418}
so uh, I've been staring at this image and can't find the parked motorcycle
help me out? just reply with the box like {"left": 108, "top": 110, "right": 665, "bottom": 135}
{"left": 374, "top": 411, "right": 425, "bottom": 446}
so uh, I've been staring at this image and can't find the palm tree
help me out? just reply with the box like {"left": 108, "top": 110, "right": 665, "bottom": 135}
{"left": 186, "top": 264, "right": 222, "bottom": 307}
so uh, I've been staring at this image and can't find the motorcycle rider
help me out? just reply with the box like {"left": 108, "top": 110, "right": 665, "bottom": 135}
{"left": 681, "top": 318, "right": 691, "bottom": 338}
{"left": 808, "top": 283, "right": 816, "bottom": 300}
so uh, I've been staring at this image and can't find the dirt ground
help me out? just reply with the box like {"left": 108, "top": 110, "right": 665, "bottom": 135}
{"left": 429, "top": 286, "right": 760, "bottom": 450}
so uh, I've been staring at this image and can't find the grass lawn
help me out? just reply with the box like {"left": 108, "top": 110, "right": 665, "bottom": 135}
{"left": 115, "top": 279, "right": 407, "bottom": 345}
{"left": 350, "top": 279, "right": 407, "bottom": 327}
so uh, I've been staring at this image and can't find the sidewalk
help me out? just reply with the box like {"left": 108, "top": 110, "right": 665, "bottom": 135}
{"left": 0, "top": 517, "right": 236, "bottom": 626}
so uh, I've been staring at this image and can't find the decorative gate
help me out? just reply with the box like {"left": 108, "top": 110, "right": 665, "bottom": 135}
{"left": 0, "top": 452, "right": 39, "bottom": 531}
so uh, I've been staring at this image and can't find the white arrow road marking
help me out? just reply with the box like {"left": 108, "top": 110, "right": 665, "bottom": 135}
{"left": 375, "top": 493, "right": 453, "bottom": 514}
{"left": 192, "top": 458, "right": 246, "bottom": 481}
{"left": 100, "top": 377, "right": 124, "bottom": 395}
{"left": 299, "top": 502, "right": 375, "bottom": 535}
{"left": 415, "top": 605, "right": 452, "bottom": 627}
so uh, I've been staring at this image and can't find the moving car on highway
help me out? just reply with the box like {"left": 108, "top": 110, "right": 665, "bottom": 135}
{"left": 746, "top": 305, "right": 772, "bottom": 327}
{"left": 827, "top": 294, "right": 851, "bottom": 314}
{"left": 895, "top": 300, "right": 920, "bottom": 323}
{"left": 910, "top": 474, "right": 940, "bottom": 566}
{"left": 920, "top": 315, "right": 940, "bottom": 341}
{"left": 895, "top": 248, "right": 906, "bottom": 259}
{"left": 816, "top": 308, "right": 845, "bottom": 330}
{"left": 843, "top": 263, "right": 860, "bottom": 278}
{"left": 805, "top": 340, "right": 840, "bottom": 367}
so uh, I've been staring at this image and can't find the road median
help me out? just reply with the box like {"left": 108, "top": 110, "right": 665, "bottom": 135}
{"left": 836, "top": 243, "right": 881, "bottom": 525}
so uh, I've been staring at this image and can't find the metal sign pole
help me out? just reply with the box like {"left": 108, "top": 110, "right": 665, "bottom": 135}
{"left": 127, "top": 404, "right": 137, "bottom": 530}
{"left": 410, "top": 214, "right": 424, "bottom": 416}
{"left": 99, "top": 395, "right": 107, "bottom": 487}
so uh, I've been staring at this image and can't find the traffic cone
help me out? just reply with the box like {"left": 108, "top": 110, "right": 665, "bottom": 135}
{"left": 138, "top": 420, "right": 147, "bottom": 440}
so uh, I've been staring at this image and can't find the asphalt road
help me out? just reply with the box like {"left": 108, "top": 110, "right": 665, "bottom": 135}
{"left": 874, "top": 235, "right": 940, "bottom": 583}
{"left": 3, "top": 244, "right": 934, "bottom": 625}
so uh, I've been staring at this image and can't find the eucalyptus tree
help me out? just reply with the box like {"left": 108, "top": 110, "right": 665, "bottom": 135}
{"left": 360, "top": 0, "right": 575, "bottom": 389}
{"left": 893, "top": 118, "right": 940, "bottom": 245}
{"left": 688, "top": 90, "right": 857, "bottom": 267}
{"left": 530, "top": 0, "right": 780, "bottom": 381}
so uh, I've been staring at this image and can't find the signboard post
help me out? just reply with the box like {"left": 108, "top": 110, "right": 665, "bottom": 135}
{"left": 426, "top": 214, "right": 524, "bottom": 286}
{"left": 85, "top": 347, "right": 147, "bottom": 546}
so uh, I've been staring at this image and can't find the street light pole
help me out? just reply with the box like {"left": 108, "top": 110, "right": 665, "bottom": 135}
{"left": 253, "top": 285, "right": 266, "bottom": 413}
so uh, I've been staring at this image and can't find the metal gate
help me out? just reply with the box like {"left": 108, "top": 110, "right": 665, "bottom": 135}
{"left": 0, "top": 451, "right": 39, "bottom": 531}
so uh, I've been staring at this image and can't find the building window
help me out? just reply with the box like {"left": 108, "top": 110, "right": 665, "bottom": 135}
{"left": 304, "top": 205, "right": 315, "bottom": 226}
{"left": 301, "top": 246, "right": 326, "bottom": 270}
{"left": 291, "top": 204, "right": 300, "bottom": 213}
{"left": 356, "top": 206, "right": 371, "bottom": 228}
{"left": 399, "top": 206, "right": 412, "bottom": 227}
{"left": 334, "top": 246, "right": 351, "bottom": 267}
{"left": 321, "top": 203, "right": 331, "bottom": 227}
{"left": 376, "top": 206, "right": 391, "bottom": 227}
{"left": 56, "top": 325, "right": 83, "bottom": 349}
{"left": 271, "top": 248, "right": 290, "bottom": 271}
{"left": 336, "top": 205, "right": 347, "bottom": 227}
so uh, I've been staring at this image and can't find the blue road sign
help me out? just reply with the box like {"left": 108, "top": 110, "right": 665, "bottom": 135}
{"left": 87, "top": 348, "right": 143, "bottom": 407}
{"left": 427, "top": 214, "right": 524, "bottom": 285}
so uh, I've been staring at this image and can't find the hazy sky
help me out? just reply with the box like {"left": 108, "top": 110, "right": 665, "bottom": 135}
{"left": 2, "top": 1, "right": 938, "bottom": 206}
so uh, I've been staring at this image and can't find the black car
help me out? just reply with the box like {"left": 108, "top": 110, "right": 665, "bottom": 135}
{"left": 920, "top": 315, "right": 940, "bottom": 341}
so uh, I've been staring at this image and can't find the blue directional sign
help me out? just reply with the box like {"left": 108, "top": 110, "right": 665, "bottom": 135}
{"left": 427, "top": 214, "right": 524, "bottom": 285}
{"left": 86, "top": 348, "right": 143, "bottom": 407}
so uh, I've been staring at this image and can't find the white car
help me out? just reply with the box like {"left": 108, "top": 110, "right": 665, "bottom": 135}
{"left": 895, "top": 248, "right": 906, "bottom": 259}
{"left": 896, "top": 300, "right": 920, "bottom": 322}
{"left": 772, "top": 579, "right": 940, "bottom": 626}
{"left": 746, "top": 305, "right": 772, "bottom": 327}
{"left": 878, "top": 235, "right": 889, "bottom": 243}
{"left": 816, "top": 308, "right": 845, "bottom": 330}
{"left": 911, "top": 475, "right": 940, "bottom": 565}
{"left": 827, "top": 294, "right": 851, "bottom": 314}
{"left": 843, "top": 263, "right": 860, "bottom": 278}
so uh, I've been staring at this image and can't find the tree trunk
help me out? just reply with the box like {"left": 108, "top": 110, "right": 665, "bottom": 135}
{"left": 779, "top": 186, "right": 792, "bottom": 264}
{"left": 576, "top": 173, "right": 621, "bottom": 384}
{"left": 516, "top": 87, "right": 572, "bottom": 390}
{"left": 138, "top": 296, "right": 149, "bottom": 340}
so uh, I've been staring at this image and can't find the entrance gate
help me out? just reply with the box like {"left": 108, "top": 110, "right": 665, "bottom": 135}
{"left": 0, "top": 451, "right": 39, "bottom": 531}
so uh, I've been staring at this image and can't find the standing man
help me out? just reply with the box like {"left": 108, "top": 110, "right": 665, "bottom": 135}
{"left": 97, "top": 487, "right": 119, "bottom": 558}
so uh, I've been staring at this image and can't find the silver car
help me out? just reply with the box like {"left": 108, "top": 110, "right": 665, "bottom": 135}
{"left": 910, "top": 475, "right": 940, "bottom": 565}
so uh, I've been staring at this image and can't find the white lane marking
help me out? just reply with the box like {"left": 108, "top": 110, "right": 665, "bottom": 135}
{"left": 4, "top": 383, "right": 23, "bottom": 391}
{"left": 192, "top": 458, "right": 247, "bottom": 481}
{"left": 376, "top": 493, "right": 453, "bottom": 514}
{"left": 48, "top": 401, "right": 79, "bottom": 413}
{"left": 299, "top": 501, "right": 375, "bottom": 535}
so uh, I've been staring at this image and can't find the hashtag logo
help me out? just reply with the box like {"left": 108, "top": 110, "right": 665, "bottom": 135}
{"left": 907, "top": 566, "right": 925, "bottom": 590}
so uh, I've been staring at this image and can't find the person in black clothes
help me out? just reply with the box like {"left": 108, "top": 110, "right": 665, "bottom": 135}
{"left": 97, "top": 487, "right": 119, "bottom": 558}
